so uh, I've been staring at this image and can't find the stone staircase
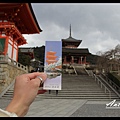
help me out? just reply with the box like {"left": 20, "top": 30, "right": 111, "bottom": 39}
{"left": 74, "top": 67, "right": 87, "bottom": 75}
{"left": 1, "top": 67, "right": 120, "bottom": 101}
{"left": 36, "top": 74, "right": 120, "bottom": 100}
{"left": 0, "top": 83, "right": 14, "bottom": 99}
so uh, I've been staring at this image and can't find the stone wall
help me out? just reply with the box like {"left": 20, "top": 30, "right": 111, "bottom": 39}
{"left": 0, "top": 55, "right": 28, "bottom": 94}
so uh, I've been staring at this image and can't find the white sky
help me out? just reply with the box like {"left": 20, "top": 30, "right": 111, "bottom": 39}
{"left": 22, "top": 3, "right": 120, "bottom": 55}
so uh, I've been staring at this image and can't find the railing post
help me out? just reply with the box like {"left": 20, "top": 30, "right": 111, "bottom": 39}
{"left": 101, "top": 82, "right": 102, "bottom": 88}
{"left": 109, "top": 92, "right": 111, "bottom": 99}
{"left": 105, "top": 87, "right": 106, "bottom": 93}
{"left": 94, "top": 74, "right": 96, "bottom": 81}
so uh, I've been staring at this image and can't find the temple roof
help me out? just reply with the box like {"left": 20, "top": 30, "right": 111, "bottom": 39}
{"left": 62, "top": 24, "right": 82, "bottom": 47}
{"left": 62, "top": 36, "right": 82, "bottom": 43}
{"left": 0, "top": 3, "right": 42, "bottom": 34}
{"left": 62, "top": 48, "right": 91, "bottom": 55}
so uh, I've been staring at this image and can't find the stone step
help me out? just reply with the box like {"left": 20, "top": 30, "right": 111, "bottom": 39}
{"left": 10, "top": 91, "right": 112, "bottom": 96}
{"left": 46, "top": 90, "right": 109, "bottom": 92}
{"left": 44, "top": 92, "right": 116, "bottom": 95}
{"left": 44, "top": 94, "right": 117, "bottom": 97}
{"left": 36, "top": 96, "right": 119, "bottom": 100}
{"left": 2, "top": 94, "right": 119, "bottom": 100}
{"left": 1, "top": 74, "right": 119, "bottom": 100}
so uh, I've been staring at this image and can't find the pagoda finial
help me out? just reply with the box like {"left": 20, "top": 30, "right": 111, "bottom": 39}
{"left": 70, "top": 24, "right": 71, "bottom": 37}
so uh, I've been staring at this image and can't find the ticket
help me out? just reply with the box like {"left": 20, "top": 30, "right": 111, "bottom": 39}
{"left": 43, "top": 41, "right": 62, "bottom": 90}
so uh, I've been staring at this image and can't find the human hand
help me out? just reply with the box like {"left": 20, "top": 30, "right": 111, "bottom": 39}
{"left": 5, "top": 72, "right": 47, "bottom": 117}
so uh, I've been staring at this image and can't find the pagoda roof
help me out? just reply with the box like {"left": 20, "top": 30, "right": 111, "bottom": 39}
{"left": 62, "top": 37, "right": 82, "bottom": 47}
{"left": 0, "top": 3, "right": 42, "bottom": 34}
{"left": 62, "top": 36, "right": 82, "bottom": 43}
{"left": 62, "top": 24, "right": 82, "bottom": 47}
{"left": 62, "top": 48, "right": 91, "bottom": 55}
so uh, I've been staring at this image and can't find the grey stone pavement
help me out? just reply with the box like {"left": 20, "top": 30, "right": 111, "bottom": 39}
{"left": 1, "top": 97, "right": 120, "bottom": 117}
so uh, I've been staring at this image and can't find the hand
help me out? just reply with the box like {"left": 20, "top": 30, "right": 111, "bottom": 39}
{"left": 5, "top": 72, "right": 47, "bottom": 117}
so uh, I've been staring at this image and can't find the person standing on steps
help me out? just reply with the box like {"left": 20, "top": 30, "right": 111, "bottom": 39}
{"left": 56, "top": 90, "right": 58, "bottom": 96}
{"left": 48, "top": 90, "right": 58, "bottom": 95}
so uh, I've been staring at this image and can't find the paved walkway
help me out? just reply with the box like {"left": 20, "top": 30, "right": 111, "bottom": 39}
{"left": 26, "top": 99, "right": 120, "bottom": 117}
{"left": 0, "top": 98, "right": 120, "bottom": 117}
{"left": 25, "top": 99, "right": 87, "bottom": 117}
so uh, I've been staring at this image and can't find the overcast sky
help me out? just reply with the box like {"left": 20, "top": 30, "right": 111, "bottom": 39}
{"left": 22, "top": 3, "right": 120, "bottom": 55}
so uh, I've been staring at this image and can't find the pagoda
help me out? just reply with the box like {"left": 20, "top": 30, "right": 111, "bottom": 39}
{"left": 45, "top": 50, "right": 62, "bottom": 72}
{"left": 0, "top": 3, "right": 42, "bottom": 61}
{"left": 46, "top": 51, "right": 57, "bottom": 65}
{"left": 62, "top": 24, "right": 91, "bottom": 65}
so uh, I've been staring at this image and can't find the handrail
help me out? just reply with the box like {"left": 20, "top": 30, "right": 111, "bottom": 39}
{"left": 100, "top": 73, "right": 120, "bottom": 98}
{"left": 85, "top": 69, "right": 94, "bottom": 77}
{"left": 72, "top": 66, "right": 78, "bottom": 75}
{"left": 93, "top": 74, "right": 111, "bottom": 99}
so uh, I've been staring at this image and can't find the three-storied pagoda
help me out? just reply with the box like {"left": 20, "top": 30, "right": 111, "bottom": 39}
{"left": 0, "top": 3, "right": 42, "bottom": 61}
{"left": 62, "top": 25, "right": 91, "bottom": 65}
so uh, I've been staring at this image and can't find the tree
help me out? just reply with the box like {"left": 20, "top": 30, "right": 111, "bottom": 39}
{"left": 96, "top": 44, "right": 120, "bottom": 73}
{"left": 18, "top": 51, "right": 31, "bottom": 67}
{"left": 34, "top": 45, "right": 45, "bottom": 65}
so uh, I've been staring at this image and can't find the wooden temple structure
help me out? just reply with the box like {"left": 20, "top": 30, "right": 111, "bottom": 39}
{"left": 0, "top": 3, "right": 42, "bottom": 61}
{"left": 62, "top": 25, "right": 91, "bottom": 65}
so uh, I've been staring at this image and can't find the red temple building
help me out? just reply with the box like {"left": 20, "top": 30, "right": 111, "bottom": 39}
{"left": 0, "top": 3, "right": 42, "bottom": 61}
{"left": 62, "top": 25, "right": 91, "bottom": 65}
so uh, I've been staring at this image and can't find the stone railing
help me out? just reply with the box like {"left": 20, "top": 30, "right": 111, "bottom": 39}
{"left": 0, "top": 55, "right": 28, "bottom": 72}
{"left": 0, "top": 54, "right": 8, "bottom": 62}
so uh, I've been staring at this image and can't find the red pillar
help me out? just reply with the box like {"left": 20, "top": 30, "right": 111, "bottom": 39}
{"left": 78, "top": 57, "right": 81, "bottom": 64}
{"left": 64, "top": 56, "right": 67, "bottom": 64}
{"left": 71, "top": 56, "right": 74, "bottom": 64}
{"left": 84, "top": 56, "right": 86, "bottom": 64}
{"left": 81, "top": 56, "right": 83, "bottom": 64}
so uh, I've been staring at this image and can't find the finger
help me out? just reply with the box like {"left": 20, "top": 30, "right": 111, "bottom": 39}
{"left": 32, "top": 75, "right": 46, "bottom": 87}
{"left": 26, "top": 72, "right": 47, "bottom": 80}
{"left": 35, "top": 76, "right": 43, "bottom": 87}
{"left": 36, "top": 73, "right": 47, "bottom": 83}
